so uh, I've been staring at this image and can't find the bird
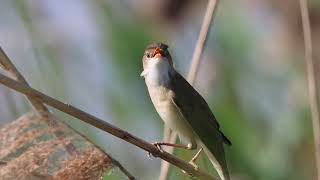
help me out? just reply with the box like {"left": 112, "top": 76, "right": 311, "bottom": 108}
{"left": 140, "top": 42, "right": 231, "bottom": 180}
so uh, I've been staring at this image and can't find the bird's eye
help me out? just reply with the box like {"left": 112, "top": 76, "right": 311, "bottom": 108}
{"left": 146, "top": 53, "right": 151, "bottom": 58}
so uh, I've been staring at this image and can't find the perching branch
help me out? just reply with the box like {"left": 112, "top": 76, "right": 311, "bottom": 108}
{"left": 299, "top": 0, "right": 320, "bottom": 179}
{"left": 0, "top": 72, "right": 217, "bottom": 180}
{"left": 0, "top": 47, "right": 48, "bottom": 114}
{"left": 0, "top": 47, "right": 136, "bottom": 180}
{"left": 159, "top": 0, "right": 220, "bottom": 179}
{"left": 0, "top": 47, "right": 79, "bottom": 155}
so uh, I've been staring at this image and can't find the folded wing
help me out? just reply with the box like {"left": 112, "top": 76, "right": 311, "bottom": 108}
{"left": 168, "top": 70, "right": 230, "bottom": 178}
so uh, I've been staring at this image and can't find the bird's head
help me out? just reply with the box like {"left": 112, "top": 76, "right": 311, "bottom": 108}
{"left": 140, "top": 42, "right": 173, "bottom": 77}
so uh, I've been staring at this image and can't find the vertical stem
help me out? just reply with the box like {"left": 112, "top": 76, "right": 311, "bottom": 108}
{"left": 0, "top": 47, "right": 48, "bottom": 114}
{"left": 159, "top": 0, "right": 220, "bottom": 179}
{"left": 187, "top": 0, "right": 220, "bottom": 84}
{"left": 299, "top": 0, "right": 320, "bottom": 179}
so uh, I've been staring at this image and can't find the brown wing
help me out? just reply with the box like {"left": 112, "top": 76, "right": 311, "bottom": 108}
{"left": 169, "top": 71, "right": 231, "bottom": 146}
{"left": 168, "top": 70, "right": 231, "bottom": 179}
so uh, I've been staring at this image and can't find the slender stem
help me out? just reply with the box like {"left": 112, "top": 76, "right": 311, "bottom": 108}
{"left": 159, "top": 0, "right": 220, "bottom": 179}
{"left": 0, "top": 73, "right": 217, "bottom": 180}
{"left": 0, "top": 47, "right": 135, "bottom": 180}
{"left": 110, "top": 157, "right": 136, "bottom": 180}
{"left": 0, "top": 47, "right": 82, "bottom": 156}
{"left": 187, "top": 0, "right": 220, "bottom": 84}
{"left": 299, "top": 0, "right": 320, "bottom": 179}
{"left": 0, "top": 47, "right": 48, "bottom": 114}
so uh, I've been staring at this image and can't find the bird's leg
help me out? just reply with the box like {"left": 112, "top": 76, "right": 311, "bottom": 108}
{"left": 148, "top": 142, "right": 191, "bottom": 158}
{"left": 148, "top": 142, "right": 195, "bottom": 158}
{"left": 188, "top": 148, "right": 203, "bottom": 170}
{"left": 181, "top": 148, "right": 203, "bottom": 175}
{"left": 153, "top": 142, "right": 194, "bottom": 151}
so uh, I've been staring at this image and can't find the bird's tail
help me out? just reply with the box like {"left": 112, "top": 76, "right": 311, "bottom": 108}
{"left": 199, "top": 140, "right": 230, "bottom": 180}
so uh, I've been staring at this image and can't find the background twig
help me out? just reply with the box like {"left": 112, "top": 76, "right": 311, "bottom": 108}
{"left": 187, "top": 0, "right": 220, "bottom": 84}
{"left": 0, "top": 47, "right": 136, "bottom": 180}
{"left": 299, "top": 0, "right": 320, "bottom": 179}
{"left": 0, "top": 47, "right": 81, "bottom": 156}
{"left": 0, "top": 47, "right": 48, "bottom": 114}
{"left": 159, "top": 0, "right": 220, "bottom": 179}
{"left": 0, "top": 72, "right": 217, "bottom": 180}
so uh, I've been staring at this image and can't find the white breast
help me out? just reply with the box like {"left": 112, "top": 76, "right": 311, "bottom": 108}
{"left": 144, "top": 58, "right": 196, "bottom": 146}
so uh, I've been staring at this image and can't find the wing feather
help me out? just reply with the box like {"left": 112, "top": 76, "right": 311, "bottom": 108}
{"left": 169, "top": 71, "right": 230, "bottom": 145}
{"left": 168, "top": 70, "right": 231, "bottom": 177}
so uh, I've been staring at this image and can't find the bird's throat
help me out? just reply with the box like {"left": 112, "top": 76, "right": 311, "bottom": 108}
{"left": 144, "top": 59, "right": 172, "bottom": 87}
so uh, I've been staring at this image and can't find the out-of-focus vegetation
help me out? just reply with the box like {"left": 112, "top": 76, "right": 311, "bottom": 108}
{"left": 0, "top": 0, "right": 319, "bottom": 179}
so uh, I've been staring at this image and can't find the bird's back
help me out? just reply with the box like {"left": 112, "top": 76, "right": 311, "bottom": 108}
{"left": 168, "top": 70, "right": 231, "bottom": 180}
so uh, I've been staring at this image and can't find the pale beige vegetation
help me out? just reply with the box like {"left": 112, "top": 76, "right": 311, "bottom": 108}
{"left": 0, "top": 113, "right": 112, "bottom": 180}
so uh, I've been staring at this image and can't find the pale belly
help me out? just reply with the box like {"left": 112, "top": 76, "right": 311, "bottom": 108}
{"left": 148, "top": 86, "right": 197, "bottom": 148}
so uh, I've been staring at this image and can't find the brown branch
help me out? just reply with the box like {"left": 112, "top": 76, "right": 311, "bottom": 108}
{"left": 0, "top": 47, "right": 48, "bottom": 114}
{"left": 159, "top": 0, "right": 220, "bottom": 179}
{"left": 0, "top": 73, "right": 217, "bottom": 180}
{"left": 109, "top": 157, "right": 136, "bottom": 180}
{"left": 0, "top": 47, "right": 136, "bottom": 180}
{"left": 299, "top": 0, "right": 320, "bottom": 179}
{"left": 0, "top": 47, "right": 81, "bottom": 156}
{"left": 187, "top": 0, "right": 220, "bottom": 84}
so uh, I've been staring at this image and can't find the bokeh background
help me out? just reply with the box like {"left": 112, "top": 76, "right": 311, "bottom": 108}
{"left": 0, "top": 0, "right": 320, "bottom": 179}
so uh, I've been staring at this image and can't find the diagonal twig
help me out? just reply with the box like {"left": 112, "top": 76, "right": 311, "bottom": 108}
{"left": 0, "top": 47, "right": 48, "bottom": 114}
{"left": 0, "top": 73, "right": 218, "bottom": 180}
{"left": 159, "top": 0, "right": 220, "bottom": 179}
{"left": 0, "top": 47, "right": 136, "bottom": 180}
{"left": 109, "top": 157, "right": 136, "bottom": 180}
{"left": 299, "top": 0, "right": 320, "bottom": 179}
{"left": 0, "top": 47, "right": 80, "bottom": 155}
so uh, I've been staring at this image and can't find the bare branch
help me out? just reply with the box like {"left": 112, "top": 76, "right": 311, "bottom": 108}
{"left": 187, "top": 0, "right": 220, "bottom": 84}
{"left": 0, "top": 47, "right": 135, "bottom": 180}
{"left": 299, "top": 0, "right": 320, "bottom": 179}
{"left": 109, "top": 157, "right": 136, "bottom": 180}
{"left": 0, "top": 47, "right": 48, "bottom": 114}
{"left": 0, "top": 73, "right": 217, "bottom": 180}
{"left": 160, "top": 0, "right": 220, "bottom": 179}
{"left": 0, "top": 47, "right": 82, "bottom": 156}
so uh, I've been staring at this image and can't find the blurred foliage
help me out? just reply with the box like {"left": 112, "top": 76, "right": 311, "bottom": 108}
{"left": 0, "top": 0, "right": 319, "bottom": 180}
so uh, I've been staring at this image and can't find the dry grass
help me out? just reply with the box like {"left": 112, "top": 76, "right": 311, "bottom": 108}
{"left": 0, "top": 113, "right": 113, "bottom": 180}
{"left": 55, "top": 148, "right": 112, "bottom": 180}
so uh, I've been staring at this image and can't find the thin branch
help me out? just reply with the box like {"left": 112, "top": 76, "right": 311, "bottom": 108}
{"left": 109, "top": 157, "right": 136, "bottom": 180}
{"left": 299, "top": 0, "right": 320, "bottom": 179}
{"left": 159, "top": 0, "right": 220, "bottom": 179}
{"left": 0, "top": 47, "right": 81, "bottom": 156}
{"left": 0, "top": 73, "right": 217, "bottom": 180}
{"left": 0, "top": 47, "right": 48, "bottom": 114}
{"left": 159, "top": 131, "right": 178, "bottom": 180}
{"left": 187, "top": 0, "right": 220, "bottom": 84}
{"left": 0, "top": 47, "right": 136, "bottom": 180}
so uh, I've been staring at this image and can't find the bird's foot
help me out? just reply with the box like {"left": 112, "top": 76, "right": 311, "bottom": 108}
{"left": 181, "top": 158, "right": 199, "bottom": 177}
{"left": 188, "top": 159, "right": 199, "bottom": 171}
{"left": 181, "top": 160, "right": 199, "bottom": 175}
{"left": 188, "top": 148, "right": 203, "bottom": 170}
{"left": 181, "top": 149, "right": 202, "bottom": 175}
{"left": 148, "top": 142, "right": 164, "bottom": 158}
{"left": 152, "top": 142, "right": 165, "bottom": 152}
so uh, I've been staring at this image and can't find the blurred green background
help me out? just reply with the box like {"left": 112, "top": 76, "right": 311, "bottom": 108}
{"left": 0, "top": 0, "right": 319, "bottom": 179}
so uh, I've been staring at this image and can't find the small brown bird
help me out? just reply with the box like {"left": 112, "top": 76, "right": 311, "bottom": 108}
{"left": 141, "top": 42, "right": 231, "bottom": 180}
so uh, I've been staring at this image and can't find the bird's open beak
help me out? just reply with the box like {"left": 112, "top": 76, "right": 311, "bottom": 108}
{"left": 153, "top": 48, "right": 164, "bottom": 59}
